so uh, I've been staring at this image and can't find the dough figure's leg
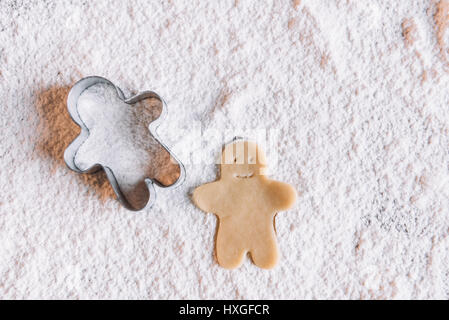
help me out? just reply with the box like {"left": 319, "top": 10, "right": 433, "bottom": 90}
{"left": 216, "top": 228, "right": 246, "bottom": 269}
{"left": 250, "top": 236, "right": 279, "bottom": 269}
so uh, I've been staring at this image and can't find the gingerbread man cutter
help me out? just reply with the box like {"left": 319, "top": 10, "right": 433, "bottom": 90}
{"left": 64, "top": 76, "right": 185, "bottom": 211}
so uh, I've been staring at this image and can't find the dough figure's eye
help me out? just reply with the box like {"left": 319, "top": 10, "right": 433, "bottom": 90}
{"left": 234, "top": 158, "right": 237, "bottom": 163}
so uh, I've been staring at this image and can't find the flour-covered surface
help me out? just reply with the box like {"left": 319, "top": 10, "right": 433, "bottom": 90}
{"left": 1, "top": 0, "right": 449, "bottom": 299}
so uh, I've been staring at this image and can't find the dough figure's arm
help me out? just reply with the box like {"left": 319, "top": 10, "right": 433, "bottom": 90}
{"left": 192, "top": 181, "right": 225, "bottom": 215}
{"left": 267, "top": 180, "right": 297, "bottom": 212}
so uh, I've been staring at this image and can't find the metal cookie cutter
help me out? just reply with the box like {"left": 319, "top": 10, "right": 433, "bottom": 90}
{"left": 64, "top": 76, "right": 185, "bottom": 211}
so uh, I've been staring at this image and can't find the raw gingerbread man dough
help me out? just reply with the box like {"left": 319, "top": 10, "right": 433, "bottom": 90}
{"left": 192, "top": 140, "right": 297, "bottom": 269}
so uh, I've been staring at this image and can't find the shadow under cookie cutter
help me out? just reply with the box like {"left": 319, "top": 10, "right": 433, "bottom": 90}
{"left": 64, "top": 76, "right": 185, "bottom": 211}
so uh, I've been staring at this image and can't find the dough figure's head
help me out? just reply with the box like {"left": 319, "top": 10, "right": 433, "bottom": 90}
{"left": 220, "top": 140, "right": 267, "bottom": 179}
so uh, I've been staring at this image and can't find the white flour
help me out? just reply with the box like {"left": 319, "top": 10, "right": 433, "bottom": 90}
{"left": 1, "top": 0, "right": 449, "bottom": 299}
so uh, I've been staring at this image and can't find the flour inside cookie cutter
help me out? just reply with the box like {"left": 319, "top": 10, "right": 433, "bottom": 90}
{"left": 64, "top": 76, "right": 185, "bottom": 211}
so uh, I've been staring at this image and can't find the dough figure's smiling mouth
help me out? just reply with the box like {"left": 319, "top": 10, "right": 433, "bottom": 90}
{"left": 234, "top": 172, "right": 254, "bottom": 179}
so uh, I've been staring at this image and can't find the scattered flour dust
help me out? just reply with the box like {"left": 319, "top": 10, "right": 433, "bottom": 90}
{"left": 434, "top": 0, "right": 449, "bottom": 66}
{"left": 402, "top": 18, "right": 418, "bottom": 47}
{"left": 1, "top": 0, "right": 449, "bottom": 299}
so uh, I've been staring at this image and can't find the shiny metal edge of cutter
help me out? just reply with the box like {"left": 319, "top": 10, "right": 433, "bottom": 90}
{"left": 63, "top": 76, "right": 186, "bottom": 211}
